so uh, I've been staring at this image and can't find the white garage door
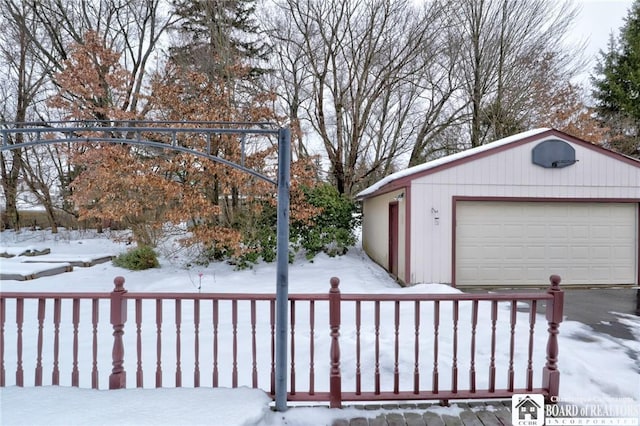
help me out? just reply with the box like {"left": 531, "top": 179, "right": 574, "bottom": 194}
{"left": 455, "top": 201, "right": 638, "bottom": 286}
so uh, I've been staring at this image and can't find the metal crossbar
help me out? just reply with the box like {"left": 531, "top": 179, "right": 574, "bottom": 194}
{"left": 0, "top": 120, "right": 282, "bottom": 185}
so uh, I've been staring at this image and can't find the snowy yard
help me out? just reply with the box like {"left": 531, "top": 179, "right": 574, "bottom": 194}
{"left": 0, "top": 229, "right": 638, "bottom": 425}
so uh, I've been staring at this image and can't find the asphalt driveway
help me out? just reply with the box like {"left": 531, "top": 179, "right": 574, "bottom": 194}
{"left": 560, "top": 287, "right": 639, "bottom": 340}
{"left": 465, "top": 286, "right": 640, "bottom": 341}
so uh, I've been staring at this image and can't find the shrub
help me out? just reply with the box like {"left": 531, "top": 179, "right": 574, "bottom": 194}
{"left": 292, "top": 184, "right": 359, "bottom": 259}
{"left": 200, "top": 183, "right": 359, "bottom": 269}
{"left": 113, "top": 246, "right": 160, "bottom": 270}
{"left": 233, "top": 202, "right": 279, "bottom": 269}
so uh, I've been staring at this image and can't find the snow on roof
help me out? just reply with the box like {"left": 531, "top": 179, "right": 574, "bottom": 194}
{"left": 356, "top": 128, "right": 551, "bottom": 198}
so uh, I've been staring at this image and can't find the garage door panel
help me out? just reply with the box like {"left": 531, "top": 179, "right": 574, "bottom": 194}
{"left": 565, "top": 268, "right": 591, "bottom": 282}
{"left": 569, "top": 246, "right": 589, "bottom": 260}
{"left": 569, "top": 226, "right": 589, "bottom": 239}
{"left": 526, "top": 224, "right": 546, "bottom": 235}
{"left": 613, "top": 245, "right": 634, "bottom": 257}
{"left": 456, "top": 202, "right": 637, "bottom": 286}
{"left": 503, "top": 267, "right": 528, "bottom": 281}
{"left": 612, "top": 225, "right": 633, "bottom": 237}
{"left": 526, "top": 246, "right": 546, "bottom": 259}
{"left": 591, "top": 225, "right": 614, "bottom": 239}
{"left": 548, "top": 245, "right": 568, "bottom": 258}
{"left": 586, "top": 266, "right": 612, "bottom": 281}
{"left": 504, "top": 246, "right": 524, "bottom": 259}
{"left": 483, "top": 246, "right": 504, "bottom": 259}
{"left": 590, "top": 246, "right": 612, "bottom": 259}
{"left": 503, "top": 224, "right": 522, "bottom": 234}
{"left": 613, "top": 266, "right": 635, "bottom": 281}
{"left": 590, "top": 211, "right": 610, "bottom": 220}
{"left": 523, "top": 266, "right": 547, "bottom": 277}
{"left": 481, "top": 224, "right": 503, "bottom": 236}
{"left": 548, "top": 224, "right": 569, "bottom": 238}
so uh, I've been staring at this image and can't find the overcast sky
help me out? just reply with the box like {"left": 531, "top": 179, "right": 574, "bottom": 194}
{"left": 573, "top": 0, "right": 633, "bottom": 80}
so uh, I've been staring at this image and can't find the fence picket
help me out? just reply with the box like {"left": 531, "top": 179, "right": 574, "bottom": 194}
{"left": 355, "top": 300, "right": 361, "bottom": 395}
{"left": 52, "top": 298, "right": 60, "bottom": 385}
{"left": 489, "top": 300, "right": 498, "bottom": 392}
{"left": 527, "top": 300, "right": 537, "bottom": 391}
{"left": 508, "top": 300, "right": 517, "bottom": 392}
{"left": 135, "top": 299, "right": 143, "bottom": 388}
{"left": 175, "top": 299, "right": 182, "bottom": 387}
{"left": 309, "top": 300, "right": 315, "bottom": 395}
{"left": 72, "top": 298, "right": 80, "bottom": 386}
{"left": 269, "top": 299, "right": 275, "bottom": 396}
{"left": 470, "top": 299, "right": 478, "bottom": 393}
{"left": 413, "top": 300, "right": 420, "bottom": 394}
{"left": 92, "top": 298, "right": 99, "bottom": 389}
{"left": 250, "top": 300, "right": 257, "bottom": 389}
{"left": 232, "top": 300, "right": 238, "bottom": 388}
{"left": 35, "top": 298, "right": 44, "bottom": 386}
{"left": 289, "top": 300, "right": 295, "bottom": 394}
{"left": 194, "top": 299, "right": 200, "bottom": 388}
{"left": 393, "top": 300, "right": 400, "bottom": 394}
{"left": 15, "top": 298, "right": 23, "bottom": 387}
{"left": 213, "top": 299, "right": 219, "bottom": 388}
{"left": 1, "top": 297, "right": 6, "bottom": 386}
{"left": 155, "top": 299, "right": 162, "bottom": 388}
{"left": 433, "top": 300, "right": 440, "bottom": 394}
{"left": 374, "top": 300, "right": 380, "bottom": 395}
{"left": 452, "top": 300, "right": 458, "bottom": 394}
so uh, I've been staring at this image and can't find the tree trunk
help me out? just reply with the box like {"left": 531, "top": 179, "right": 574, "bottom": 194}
{"left": 43, "top": 204, "right": 58, "bottom": 234}
{"left": 1, "top": 147, "right": 24, "bottom": 230}
{"left": 2, "top": 170, "right": 21, "bottom": 230}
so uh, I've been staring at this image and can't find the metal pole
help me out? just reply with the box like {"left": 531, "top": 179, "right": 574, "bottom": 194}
{"left": 275, "top": 127, "right": 291, "bottom": 411}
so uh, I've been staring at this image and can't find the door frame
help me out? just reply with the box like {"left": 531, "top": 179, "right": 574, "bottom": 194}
{"left": 388, "top": 201, "right": 399, "bottom": 277}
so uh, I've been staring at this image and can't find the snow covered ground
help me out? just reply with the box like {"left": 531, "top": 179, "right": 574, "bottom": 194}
{"left": 0, "top": 229, "right": 638, "bottom": 426}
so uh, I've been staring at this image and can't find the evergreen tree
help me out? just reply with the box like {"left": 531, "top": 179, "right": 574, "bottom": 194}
{"left": 171, "top": 0, "right": 270, "bottom": 79}
{"left": 591, "top": 0, "right": 640, "bottom": 158}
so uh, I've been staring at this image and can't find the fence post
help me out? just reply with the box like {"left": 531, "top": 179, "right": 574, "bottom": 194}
{"left": 329, "top": 277, "right": 342, "bottom": 409}
{"left": 109, "top": 276, "right": 127, "bottom": 389}
{"left": 542, "top": 274, "right": 563, "bottom": 402}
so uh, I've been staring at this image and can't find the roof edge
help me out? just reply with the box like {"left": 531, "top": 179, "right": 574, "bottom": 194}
{"left": 356, "top": 128, "right": 551, "bottom": 200}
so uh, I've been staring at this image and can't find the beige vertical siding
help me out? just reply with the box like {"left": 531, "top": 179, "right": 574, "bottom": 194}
{"left": 361, "top": 189, "right": 407, "bottom": 282}
{"left": 407, "top": 136, "right": 640, "bottom": 284}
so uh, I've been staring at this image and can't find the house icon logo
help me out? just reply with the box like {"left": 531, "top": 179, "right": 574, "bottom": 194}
{"left": 512, "top": 394, "right": 545, "bottom": 426}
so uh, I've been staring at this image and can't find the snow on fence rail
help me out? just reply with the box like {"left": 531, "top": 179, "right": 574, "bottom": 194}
{"left": 0, "top": 275, "right": 564, "bottom": 407}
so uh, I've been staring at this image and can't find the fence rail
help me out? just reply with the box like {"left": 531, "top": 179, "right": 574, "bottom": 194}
{"left": 0, "top": 275, "right": 563, "bottom": 407}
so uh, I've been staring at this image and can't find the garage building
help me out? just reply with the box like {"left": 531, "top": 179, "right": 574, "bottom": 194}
{"left": 357, "top": 128, "right": 640, "bottom": 287}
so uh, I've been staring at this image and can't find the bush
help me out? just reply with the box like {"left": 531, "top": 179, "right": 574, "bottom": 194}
{"left": 113, "top": 246, "right": 160, "bottom": 270}
{"left": 292, "top": 184, "right": 359, "bottom": 259}
{"left": 232, "top": 203, "right": 278, "bottom": 269}
{"left": 202, "top": 183, "right": 359, "bottom": 269}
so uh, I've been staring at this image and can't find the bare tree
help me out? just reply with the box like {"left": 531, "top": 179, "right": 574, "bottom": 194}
{"left": 0, "top": 0, "right": 51, "bottom": 229}
{"left": 453, "top": 0, "right": 579, "bottom": 147}
{"left": 268, "top": 0, "right": 458, "bottom": 196}
{"left": 406, "top": 3, "right": 470, "bottom": 166}
{"left": 1, "top": 0, "right": 176, "bottom": 230}
{"left": 261, "top": 5, "right": 313, "bottom": 158}
{"left": 28, "top": 0, "right": 177, "bottom": 116}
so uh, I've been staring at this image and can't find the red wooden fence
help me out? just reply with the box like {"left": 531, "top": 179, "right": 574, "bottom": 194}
{"left": 0, "top": 275, "right": 563, "bottom": 407}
